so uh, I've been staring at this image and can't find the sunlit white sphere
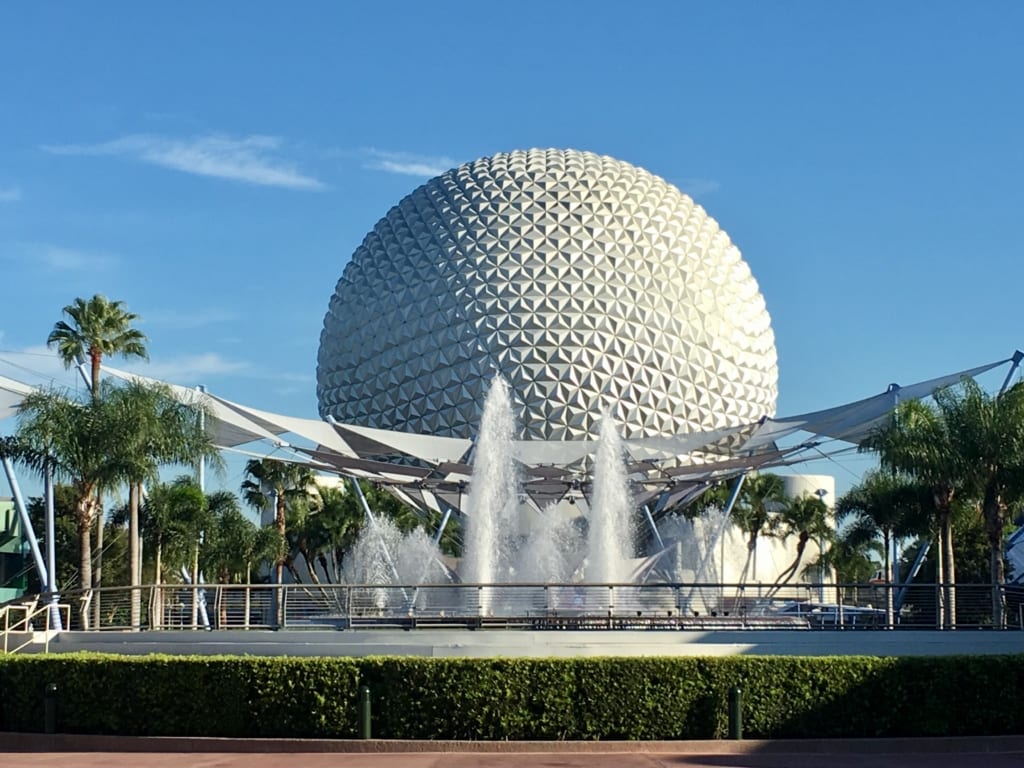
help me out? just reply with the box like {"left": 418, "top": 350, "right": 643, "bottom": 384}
{"left": 318, "top": 148, "right": 777, "bottom": 440}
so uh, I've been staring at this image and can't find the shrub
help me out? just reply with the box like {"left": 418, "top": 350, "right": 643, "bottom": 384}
{"left": 1, "top": 653, "right": 1022, "bottom": 739}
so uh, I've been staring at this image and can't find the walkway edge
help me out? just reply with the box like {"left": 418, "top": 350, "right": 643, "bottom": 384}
{"left": 2, "top": 732, "right": 1024, "bottom": 754}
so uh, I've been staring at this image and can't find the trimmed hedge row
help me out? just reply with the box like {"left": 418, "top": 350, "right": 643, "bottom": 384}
{"left": 1, "top": 653, "right": 1023, "bottom": 739}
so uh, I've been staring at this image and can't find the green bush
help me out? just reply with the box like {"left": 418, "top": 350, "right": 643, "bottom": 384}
{"left": 1, "top": 653, "right": 1022, "bottom": 739}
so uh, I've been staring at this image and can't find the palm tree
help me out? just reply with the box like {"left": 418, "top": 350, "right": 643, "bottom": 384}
{"left": 139, "top": 480, "right": 199, "bottom": 581}
{"left": 13, "top": 388, "right": 128, "bottom": 624}
{"left": 861, "top": 397, "right": 964, "bottom": 627}
{"left": 107, "top": 380, "right": 220, "bottom": 627}
{"left": 204, "top": 501, "right": 282, "bottom": 628}
{"left": 204, "top": 499, "right": 282, "bottom": 584}
{"left": 47, "top": 294, "right": 148, "bottom": 399}
{"left": 730, "top": 472, "right": 786, "bottom": 586}
{"left": 47, "top": 294, "right": 148, "bottom": 625}
{"left": 240, "top": 459, "right": 317, "bottom": 585}
{"left": 862, "top": 378, "right": 1024, "bottom": 626}
{"left": 310, "top": 485, "right": 368, "bottom": 582}
{"left": 836, "top": 470, "right": 929, "bottom": 625}
{"left": 933, "top": 379, "right": 1024, "bottom": 625}
{"left": 766, "top": 492, "right": 832, "bottom": 597}
{"left": 12, "top": 381, "right": 216, "bottom": 628}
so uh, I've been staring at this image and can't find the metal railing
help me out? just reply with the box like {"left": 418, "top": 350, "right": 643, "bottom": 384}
{"left": 32, "top": 581, "right": 1024, "bottom": 632}
{"left": 1, "top": 598, "right": 70, "bottom": 654}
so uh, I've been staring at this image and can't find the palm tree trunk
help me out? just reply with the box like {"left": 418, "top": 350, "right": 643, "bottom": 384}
{"left": 940, "top": 507, "right": 956, "bottom": 628}
{"left": 751, "top": 533, "right": 759, "bottom": 587}
{"left": 275, "top": 492, "right": 286, "bottom": 586}
{"left": 244, "top": 563, "right": 251, "bottom": 629}
{"left": 935, "top": 526, "right": 945, "bottom": 629}
{"left": 76, "top": 493, "right": 94, "bottom": 629}
{"left": 89, "top": 348, "right": 102, "bottom": 403}
{"left": 191, "top": 544, "right": 200, "bottom": 628}
{"left": 129, "top": 482, "right": 141, "bottom": 629}
{"left": 883, "top": 527, "right": 893, "bottom": 628}
{"left": 92, "top": 491, "right": 103, "bottom": 629}
{"left": 982, "top": 484, "right": 1006, "bottom": 627}
{"left": 301, "top": 544, "right": 321, "bottom": 584}
{"left": 274, "top": 491, "right": 286, "bottom": 626}
{"left": 285, "top": 556, "right": 303, "bottom": 583}
{"left": 768, "top": 535, "right": 809, "bottom": 598}
{"left": 154, "top": 541, "right": 163, "bottom": 629}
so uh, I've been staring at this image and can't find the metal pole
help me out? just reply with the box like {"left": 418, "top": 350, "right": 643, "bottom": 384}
{"left": 643, "top": 504, "right": 664, "bottom": 550}
{"left": 720, "top": 473, "right": 747, "bottom": 583}
{"left": 3, "top": 457, "right": 48, "bottom": 588}
{"left": 44, "top": 462, "right": 56, "bottom": 597}
{"left": 350, "top": 478, "right": 407, "bottom": 598}
{"left": 44, "top": 460, "right": 62, "bottom": 630}
{"left": 196, "top": 385, "right": 206, "bottom": 492}
{"left": 998, "top": 350, "right": 1023, "bottom": 395}
{"left": 432, "top": 507, "right": 452, "bottom": 546}
{"left": 358, "top": 685, "right": 372, "bottom": 739}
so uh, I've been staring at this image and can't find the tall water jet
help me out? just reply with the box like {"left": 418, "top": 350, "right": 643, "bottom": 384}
{"left": 587, "top": 413, "right": 634, "bottom": 583}
{"left": 461, "top": 377, "right": 521, "bottom": 587}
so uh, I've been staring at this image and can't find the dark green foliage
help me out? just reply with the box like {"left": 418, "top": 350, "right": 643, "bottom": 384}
{"left": 0, "top": 654, "right": 360, "bottom": 737}
{"left": 1, "top": 653, "right": 1023, "bottom": 739}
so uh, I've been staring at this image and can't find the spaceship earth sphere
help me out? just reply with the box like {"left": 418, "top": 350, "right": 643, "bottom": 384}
{"left": 317, "top": 149, "right": 778, "bottom": 441}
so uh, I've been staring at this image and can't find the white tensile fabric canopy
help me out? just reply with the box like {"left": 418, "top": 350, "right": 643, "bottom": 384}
{"left": 0, "top": 355, "right": 1017, "bottom": 517}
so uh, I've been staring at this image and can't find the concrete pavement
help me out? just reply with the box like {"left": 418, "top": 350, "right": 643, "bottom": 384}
{"left": 3, "top": 734, "right": 1024, "bottom": 768}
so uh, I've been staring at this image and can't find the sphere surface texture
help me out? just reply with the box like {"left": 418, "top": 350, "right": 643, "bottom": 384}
{"left": 318, "top": 149, "right": 777, "bottom": 440}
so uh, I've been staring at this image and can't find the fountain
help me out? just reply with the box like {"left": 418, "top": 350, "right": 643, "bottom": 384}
{"left": 341, "top": 378, "right": 751, "bottom": 621}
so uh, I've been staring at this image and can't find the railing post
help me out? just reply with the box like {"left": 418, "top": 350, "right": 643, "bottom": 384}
{"left": 728, "top": 686, "right": 743, "bottom": 740}
{"left": 837, "top": 584, "right": 844, "bottom": 629}
{"left": 359, "top": 685, "right": 372, "bottom": 739}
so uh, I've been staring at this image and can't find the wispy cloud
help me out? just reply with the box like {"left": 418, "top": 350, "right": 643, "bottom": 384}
{"left": 43, "top": 134, "right": 325, "bottom": 190}
{"left": 123, "top": 352, "right": 250, "bottom": 383}
{"left": 364, "top": 149, "right": 455, "bottom": 177}
{"left": 0, "top": 186, "right": 21, "bottom": 202}
{"left": 144, "top": 308, "right": 240, "bottom": 331}
{"left": 675, "top": 178, "right": 721, "bottom": 198}
{"left": 5, "top": 242, "right": 117, "bottom": 272}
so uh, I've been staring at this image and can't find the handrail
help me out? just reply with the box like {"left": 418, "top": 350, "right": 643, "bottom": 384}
{"left": 15, "top": 581, "right": 1022, "bottom": 633}
{"left": 1, "top": 600, "right": 70, "bottom": 655}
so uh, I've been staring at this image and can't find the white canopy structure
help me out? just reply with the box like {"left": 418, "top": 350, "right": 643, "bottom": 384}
{"left": 1, "top": 353, "right": 1019, "bottom": 520}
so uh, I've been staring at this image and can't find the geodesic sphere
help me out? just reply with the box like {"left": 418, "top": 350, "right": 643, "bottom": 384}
{"left": 317, "top": 148, "right": 777, "bottom": 440}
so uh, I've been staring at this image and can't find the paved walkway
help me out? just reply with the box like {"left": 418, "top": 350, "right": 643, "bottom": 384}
{"left": 3, "top": 734, "right": 1024, "bottom": 768}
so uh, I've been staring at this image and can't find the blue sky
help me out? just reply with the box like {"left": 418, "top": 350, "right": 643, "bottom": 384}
{"left": 1, "top": 2, "right": 1022, "bottom": 495}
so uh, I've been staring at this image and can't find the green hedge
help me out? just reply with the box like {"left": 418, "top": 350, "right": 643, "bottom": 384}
{"left": 1, "top": 653, "right": 1022, "bottom": 739}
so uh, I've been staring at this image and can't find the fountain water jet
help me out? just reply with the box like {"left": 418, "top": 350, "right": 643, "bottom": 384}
{"left": 586, "top": 412, "right": 634, "bottom": 583}
{"left": 461, "top": 376, "right": 521, "bottom": 586}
